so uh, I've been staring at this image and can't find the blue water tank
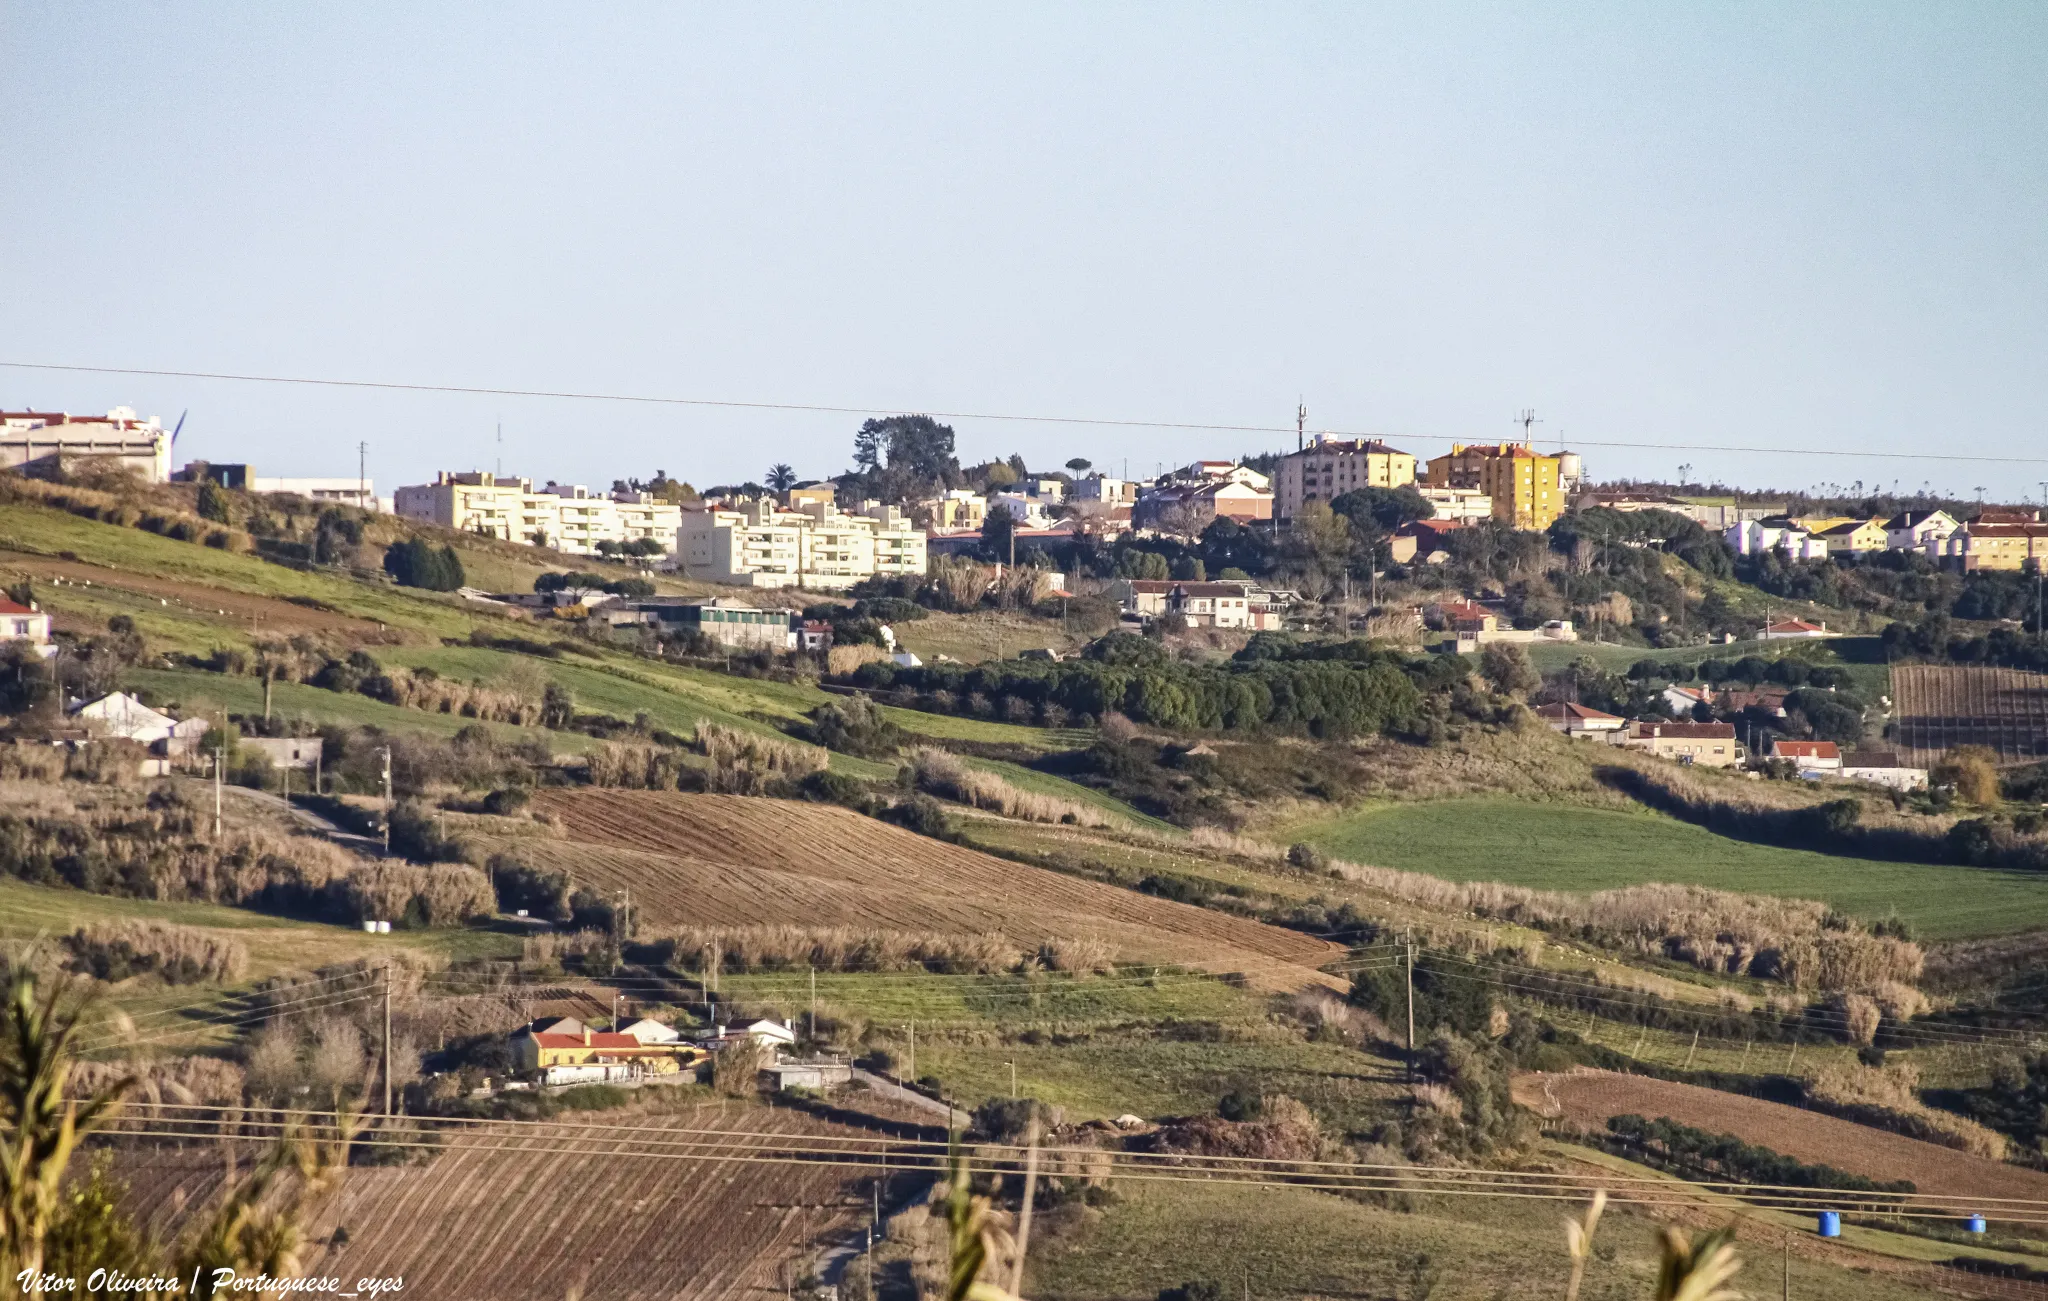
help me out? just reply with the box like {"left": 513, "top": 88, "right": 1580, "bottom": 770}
{"left": 1817, "top": 1211, "right": 1841, "bottom": 1238}
{"left": 1966, "top": 1215, "right": 1988, "bottom": 1234}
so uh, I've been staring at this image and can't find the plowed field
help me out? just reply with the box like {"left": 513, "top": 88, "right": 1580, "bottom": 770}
{"left": 1517, "top": 1069, "right": 2048, "bottom": 1210}
{"left": 113, "top": 1108, "right": 883, "bottom": 1301}
{"left": 519, "top": 791, "right": 1341, "bottom": 988}
{"left": 1893, "top": 664, "right": 2048, "bottom": 766}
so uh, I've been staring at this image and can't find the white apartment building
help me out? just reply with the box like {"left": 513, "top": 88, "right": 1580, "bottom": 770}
{"left": 2, "top": 407, "right": 171, "bottom": 482}
{"left": 1415, "top": 486, "right": 1493, "bottom": 523}
{"left": 1071, "top": 476, "right": 1137, "bottom": 506}
{"left": 679, "top": 499, "right": 927, "bottom": 589}
{"left": 393, "top": 472, "right": 682, "bottom": 559}
{"left": 992, "top": 493, "right": 1058, "bottom": 528}
{"left": 249, "top": 477, "right": 381, "bottom": 510}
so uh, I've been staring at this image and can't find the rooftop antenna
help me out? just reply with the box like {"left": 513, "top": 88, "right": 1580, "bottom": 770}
{"left": 496, "top": 422, "right": 502, "bottom": 478}
{"left": 1514, "top": 409, "right": 1541, "bottom": 447}
{"left": 1296, "top": 400, "right": 1307, "bottom": 452}
{"left": 168, "top": 410, "right": 188, "bottom": 449}
{"left": 358, "top": 440, "right": 368, "bottom": 511}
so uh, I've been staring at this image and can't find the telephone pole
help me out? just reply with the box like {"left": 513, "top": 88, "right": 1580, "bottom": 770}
{"left": 358, "top": 441, "right": 368, "bottom": 511}
{"left": 1404, "top": 935, "right": 1416, "bottom": 1081}
{"left": 382, "top": 963, "right": 394, "bottom": 1116}
{"left": 212, "top": 737, "right": 225, "bottom": 838}
{"left": 379, "top": 745, "right": 393, "bottom": 853}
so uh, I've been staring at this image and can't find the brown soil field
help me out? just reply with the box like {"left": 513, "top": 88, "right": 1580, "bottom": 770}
{"left": 518, "top": 791, "right": 1343, "bottom": 988}
{"left": 1893, "top": 663, "right": 2048, "bottom": 767}
{"left": 1518, "top": 1068, "right": 2048, "bottom": 1211}
{"left": 0, "top": 549, "right": 406, "bottom": 643}
{"left": 113, "top": 1106, "right": 885, "bottom": 1301}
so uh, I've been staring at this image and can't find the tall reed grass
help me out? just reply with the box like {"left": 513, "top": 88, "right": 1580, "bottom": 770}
{"left": 910, "top": 748, "right": 1120, "bottom": 828}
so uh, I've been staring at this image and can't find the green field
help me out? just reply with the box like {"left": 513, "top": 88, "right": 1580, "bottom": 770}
{"left": 1025, "top": 1173, "right": 1932, "bottom": 1301}
{"left": 1286, "top": 798, "right": 2048, "bottom": 940}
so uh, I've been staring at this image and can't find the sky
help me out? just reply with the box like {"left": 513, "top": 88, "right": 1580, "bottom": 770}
{"left": 3, "top": 4, "right": 2046, "bottom": 502}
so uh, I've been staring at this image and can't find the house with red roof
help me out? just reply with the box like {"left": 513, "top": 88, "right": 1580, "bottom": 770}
{"left": 512, "top": 1025, "right": 702, "bottom": 1083}
{"left": 0, "top": 596, "right": 55, "bottom": 660}
{"left": 1759, "top": 619, "right": 1834, "bottom": 640}
{"left": 1771, "top": 739, "right": 1842, "bottom": 775}
{"left": 1623, "top": 721, "right": 1744, "bottom": 768}
{"left": 1532, "top": 701, "right": 1627, "bottom": 740}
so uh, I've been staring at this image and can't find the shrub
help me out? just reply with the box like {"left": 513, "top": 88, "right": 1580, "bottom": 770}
{"left": 63, "top": 922, "right": 248, "bottom": 985}
{"left": 692, "top": 722, "right": 827, "bottom": 794}
{"left": 710, "top": 1037, "right": 769, "bottom": 1096}
{"left": 800, "top": 694, "right": 903, "bottom": 758}
{"left": 908, "top": 747, "right": 1119, "bottom": 827}
{"left": 884, "top": 793, "right": 957, "bottom": 841}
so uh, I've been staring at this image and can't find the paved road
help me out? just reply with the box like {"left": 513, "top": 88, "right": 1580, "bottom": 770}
{"left": 851, "top": 1067, "right": 973, "bottom": 1130}
{"left": 218, "top": 783, "right": 387, "bottom": 855}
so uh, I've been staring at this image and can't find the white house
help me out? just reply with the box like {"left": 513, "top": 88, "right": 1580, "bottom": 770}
{"left": 1840, "top": 750, "right": 1928, "bottom": 791}
{"left": 70, "top": 693, "right": 193, "bottom": 746}
{"left": 240, "top": 737, "right": 321, "bottom": 770}
{"left": 619, "top": 1018, "right": 682, "bottom": 1045}
{"left": 0, "top": 596, "right": 56, "bottom": 660}
{"left": 692, "top": 1019, "right": 798, "bottom": 1050}
{"left": 1759, "top": 619, "right": 1834, "bottom": 640}
{"left": 1532, "top": 701, "right": 1627, "bottom": 739}
{"left": 991, "top": 493, "right": 1057, "bottom": 528}
{"left": 1662, "top": 685, "right": 1712, "bottom": 716}
{"left": 1883, "top": 509, "right": 1959, "bottom": 554}
{"left": 1724, "top": 520, "right": 1829, "bottom": 560}
{"left": 1771, "top": 739, "right": 1842, "bottom": 775}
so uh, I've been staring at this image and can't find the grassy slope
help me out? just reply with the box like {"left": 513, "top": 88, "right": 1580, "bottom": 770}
{"left": 1285, "top": 797, "right": 2048, "bottom": 940}
{"left": 1027, "top": 1177, "right": 1931, "bottom": 1301}
{"left": 125, "top": 666, "right": 601, "bottom": 752}
{"left": 0, "top": 503, "right": 481, "bottom": 640}
{"left": 958, "top": 756, "right": 1176, "bottom": 832}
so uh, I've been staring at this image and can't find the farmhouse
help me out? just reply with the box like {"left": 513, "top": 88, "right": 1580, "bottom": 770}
{"left": 1622, "top": 721, "right": 1743, "bottom": 768}
{"left": 692, "top": 1019, "right": 799, "bottom": 1051}
{"left": 1759, "top": 619, "right": 1833, "bottom": 640}
{"left": 1533, "top": 701, "right": 1627, "bottom": 740}
{"left": 70, "top": 692, "right": 207, "bottom": 753}
{"left": 1840, "top": 749, "right": 1928, "bottom": 791}
{"left": 1884, "top": 509, "right": 1958, "bottom": 553}
{"left": 0, "top": 596, "right": 56, "bottom": 660}
{"left": 511, "top": 1027, "right": 700, "bottom": 1082}
{"left": 1771, "top": 739, "right": 1842, "bottom": 775}
{"left": 762, "top": 1060, "right": 853, "bottom": 1092}
{"left": 1105, "top": 579, "right": 1267, "bottom": 629}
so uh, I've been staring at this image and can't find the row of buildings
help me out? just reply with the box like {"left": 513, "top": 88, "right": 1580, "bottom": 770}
{"left": 1726, "top": 507, "right": 2048, "bottom": 572}
{"left": 1274, "top": 435, "right": 1584, "bottom": 530}
{"left": 1534, "top": 702, "right": 1928, "bottom": 788}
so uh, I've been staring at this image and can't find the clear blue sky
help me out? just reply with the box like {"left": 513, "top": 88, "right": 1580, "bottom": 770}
{"left": 3, "top": 4, "right": 2044, "bottom": 500}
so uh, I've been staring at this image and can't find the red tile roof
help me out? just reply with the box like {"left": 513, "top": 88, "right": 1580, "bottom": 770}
{"left": 0, "top": 598, "right": 36, "bottom": 616}
{"left": 1535, "top": 701, "right": 1624, "bottom": 722}
{"left": 1763, "top": 619, "right": 1826, "bottom": 633}
{"left": 1771, "top": 740, "right": 1840, "bottom": 760}
{"left": 529, "top": 1032, "right": 640, "bottom": 1050}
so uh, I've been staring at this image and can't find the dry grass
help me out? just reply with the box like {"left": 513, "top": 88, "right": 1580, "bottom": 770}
{"left": 693, "top": 721, "right": 826, "bottom": 794}
{"left": 1804, "top": 1061, "right": 2009, "bottom": 1159}
{"left": 911, "top": 747, "right": 1122, "bottom": 828}
{"left": 64, "top": 920, "right": 249, "bottom": 984}
{"left": 584, "top": 741, "right": 697, "bottom": 790}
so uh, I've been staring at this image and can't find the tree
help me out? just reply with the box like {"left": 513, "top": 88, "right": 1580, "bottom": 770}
{"left": 1331, "top": 485, "right": 1434, "bottom": 533}
{"left": 1478, "top": 642, "right": 1539, "bottom": 697}
{"left": 383, "top": 539, "right": 465, "bottom": 591}
{"left": 980, "top": 507, "right": 1017, "bottom": 565}
{"left": 852, "top": 414, "right": 959, "bottom": 484}
{"left": 766, "top": 463, "right": 797, "bottom": 493}
{"left": 541, "top": 682, "right": 574, "bottom": 729}
{"left": 1277, "top": 502, "right": 1351, "bottom": 597}
{"left": 1065, "top": 458, "right": 1092, "bottom": 474}
{"left": 195, "top": 480, "right": 235, "bottom": 525}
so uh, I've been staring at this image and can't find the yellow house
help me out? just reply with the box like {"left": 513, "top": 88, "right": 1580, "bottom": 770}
{"left": 1943, "top": 523, "right": 2048, "bottom": 571}
{"left": 512, "top": 1029, "right": 697, "bottom": 1077}
{"left": 1428, "top": 443, "right": 1565, "bottom": 531}
{"left": 1814, "top": 518, "right": 1888, "bottom": 553}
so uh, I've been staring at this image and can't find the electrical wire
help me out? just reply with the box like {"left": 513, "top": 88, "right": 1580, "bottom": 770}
{"left": 4, "top": 358, "right": 2040, "bottom": 466}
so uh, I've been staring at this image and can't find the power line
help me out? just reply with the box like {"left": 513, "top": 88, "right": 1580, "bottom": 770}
{"left": 3, "top": 358, "right": 2040, "bottom": 466}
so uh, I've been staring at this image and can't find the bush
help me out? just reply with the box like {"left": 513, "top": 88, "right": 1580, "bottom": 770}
{"left": 64, "top": 922, "right": 248, "bottom": 985}
{"left": 799, "top": 694, "right": 903, "bottom": 758}
{"left": 884, "top": 794, "right": 957, "bottom": 841}
{"left": 1285, "top": 842, "right": 1325, "bottom": 871}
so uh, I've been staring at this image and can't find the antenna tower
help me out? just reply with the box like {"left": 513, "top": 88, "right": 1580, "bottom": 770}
{"left": 1514, "top": 409, "right": 1541, "bottom": 446}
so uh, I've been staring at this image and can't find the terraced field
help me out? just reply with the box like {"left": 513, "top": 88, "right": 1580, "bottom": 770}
{"left": 515, "top": 791, "right": 1341, "bottom": 987}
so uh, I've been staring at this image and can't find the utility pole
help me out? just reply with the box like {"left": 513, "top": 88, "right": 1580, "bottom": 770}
{"left": 379, "top": 745, "right": 393, "bottom": 854}
{"left": 809, "top": 967, "right": 817, "bottom": 1041}
{"left": 907, "top": 1021, "right": 915, "bottom": 1079}
{"left": 358, "top": 441, "right": 368, "bottom": 512}
{"left": 382, "top": 963, "right": 394, "bottom": 1116}
{"left": 1008, "top": 1060, "right": 1017, "bottom": 1098}
{"left": 1404, "top": 935, "right": 1416, "bottom": 1080}
{"left": 313, "top": 747, "right": 322, "bottom": 797}
{"left": 212, "top": 738, "right": 225, "bottom": 838}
